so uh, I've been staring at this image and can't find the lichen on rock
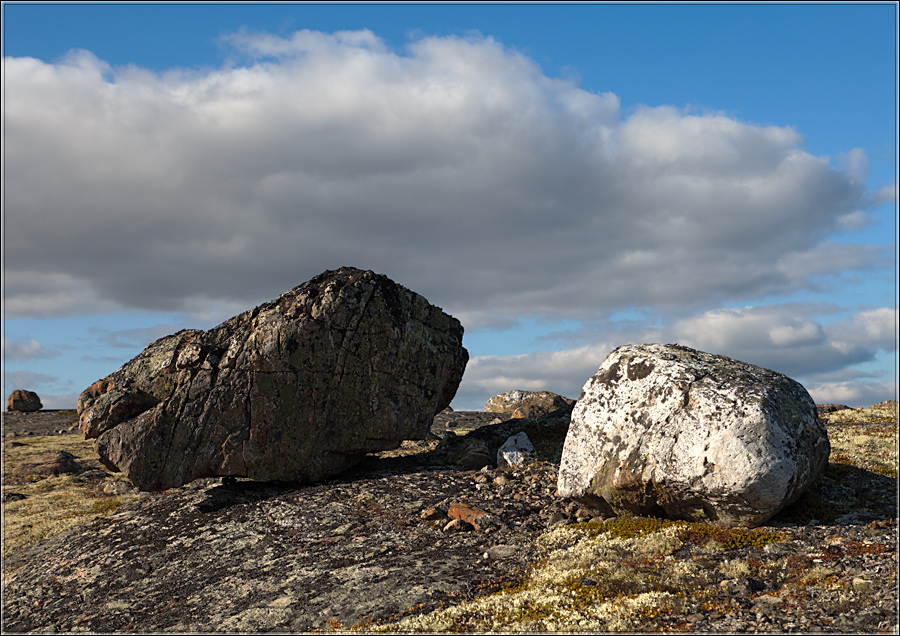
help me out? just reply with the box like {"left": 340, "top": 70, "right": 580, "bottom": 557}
{"left": 557, "top": 344, "right": 830, "bottom": 527}
{"left": 76, "top": 267, "right": 468, "bottom": 491}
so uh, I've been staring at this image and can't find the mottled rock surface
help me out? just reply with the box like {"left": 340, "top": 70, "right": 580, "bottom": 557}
{"left": 497, "top": 432, "right": 537, "bottom": 468}
{"left": 76, "top": 267, "right": 468, "bottom": 491}
{"left": 7, "top": 390, "right": 42, "bottom": 413}
{"left": 484, "top": 390, "right": 575, "bottom": 419}
{"left": 558, "top": 344, "right": 830, "bottom": 527}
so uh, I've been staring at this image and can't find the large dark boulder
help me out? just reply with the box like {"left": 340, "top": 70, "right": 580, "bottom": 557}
{"left": 77, "top": 267, "right": 468, "bottom": 491}
{"left": 558, "top": 344, "right": 830, "bottom": 527}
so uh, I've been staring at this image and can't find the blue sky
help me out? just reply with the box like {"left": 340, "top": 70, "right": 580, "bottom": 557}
{"left": 2, "top": 1, "right": 897, "bottom": 411}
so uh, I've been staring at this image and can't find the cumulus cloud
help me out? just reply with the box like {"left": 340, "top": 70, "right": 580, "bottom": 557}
{"left": 3, "top": 370, "right": 60, "bottom": 390}
{"left": 2, "top": 337, "right": 61, "bottom": 361}
{"left": 3, "top": 30, "right": 881, "bottom": 323}
{"left": 453, "top": 305, "right": 897, "bottom": 409}
{"left": 804, "top": 381, "right": 897, "bottom": 408}
{"left": 874, "top": 182, "right": 896, "bottom": 204}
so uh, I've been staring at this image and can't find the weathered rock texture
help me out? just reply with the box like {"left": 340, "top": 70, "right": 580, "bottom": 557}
{"left": 7, "top": 390, "right": 42, "bottom": 412}
{"left": 497, "top": 433, "right": 537, "bottom": 468}
{"left": 558, "top": 344, "right": 830, "bottom": 527}
{"left": 76, "top": 267, "right": 468, "bottom": 491}
{"left": 484, "top": 390, "right": 574, "bottom": 419}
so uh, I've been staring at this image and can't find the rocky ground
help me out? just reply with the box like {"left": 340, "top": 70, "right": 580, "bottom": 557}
{"left": 1, "top": 407, "right": 897, "bottom": 633}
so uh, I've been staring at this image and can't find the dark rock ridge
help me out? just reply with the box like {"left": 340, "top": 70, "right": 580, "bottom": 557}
{"left": 7, "top": 390, "right": 42, "bottom": 412}
{"left": 558, "top": 344, "right": 830, "bottom": 527}
{"left": 76, "top": 267, "right": 468, "bottom": 491}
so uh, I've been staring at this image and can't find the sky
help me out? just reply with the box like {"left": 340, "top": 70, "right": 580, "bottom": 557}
{"left": 2, "top": 1, "right": 897, "bottom": 412}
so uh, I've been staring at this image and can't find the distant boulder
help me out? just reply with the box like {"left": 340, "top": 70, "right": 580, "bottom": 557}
{"left": 77, "top": 267, "right": 468, "bottom": 491}
{"left": 484, "top": 390, "right": 574, "bottom": 419}
{"left": 7, "top": 390, "right": 42, "bottom": 412}
{"left": 817, "top": 404, "right": 852, "bottom": 415}
{"left": 558, "top": 344, "right": 830, "bottom": 527}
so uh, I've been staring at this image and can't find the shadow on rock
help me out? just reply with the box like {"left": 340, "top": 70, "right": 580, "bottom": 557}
{"left": 194, "top": 480, "right": 297, "bottom": 514}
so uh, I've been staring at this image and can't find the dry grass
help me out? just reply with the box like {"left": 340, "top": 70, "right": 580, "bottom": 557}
{"left": 820, "top": 403, "right": 898, "bottom": 425}
{"left": 2, "top": 434, "right": 147, "bottom": 561}
{"left": 373, "top": 407, "right": 898, "bottom": 633}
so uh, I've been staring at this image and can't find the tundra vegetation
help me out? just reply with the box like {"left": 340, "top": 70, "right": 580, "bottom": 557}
{"left": 1, "top": 402, "right": 897, "bottom": 632}
{"left": 377, "top": 403, "right": 898, "bottom": 632}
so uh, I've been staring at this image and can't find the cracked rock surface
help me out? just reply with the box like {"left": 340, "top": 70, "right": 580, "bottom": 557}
{"left": 75, "top": 267, "right": 468, "bottom": 491}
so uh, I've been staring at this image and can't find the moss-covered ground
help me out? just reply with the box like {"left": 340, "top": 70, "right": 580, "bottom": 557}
{"left": 368, "top": 403, "right": 897, "bottom": 633}
{"left": 1, "top": 434, "right": 149, "bottom": 560}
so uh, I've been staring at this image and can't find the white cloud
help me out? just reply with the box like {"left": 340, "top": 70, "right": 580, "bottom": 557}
{"left": 874, "top": 182, "right": 897, "bottom": 203}
{"left": 805, "top": 381, "right": 897, "bottom": 408}
{"left": 827, "top": 307, "right": 897, "bottom": 351}
{"left": 3, "top": 370, "right": 60, "bottom": 390}
{"left": 453, "top": 305, "right": 897, "bottom": 410}
{"left": 454, "top": 343, "right": 617, "bottom": 409}
{"left": 3, "top": 29, "right": 880, "bottom": 323}
{"left": 2, "top": 337, "right": 61, "bottom": 361}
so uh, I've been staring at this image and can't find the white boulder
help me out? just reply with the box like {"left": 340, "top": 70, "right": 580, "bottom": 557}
{"left": 557, "top": 344, "right": 830, "bottom": 527}
{"left": 497, "top": 432, "right": 537, "bottom": 468}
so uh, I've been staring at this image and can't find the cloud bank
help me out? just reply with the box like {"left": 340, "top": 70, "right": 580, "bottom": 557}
{"left": 4, "top": 30, "right": 882, "bottom": 325}
{"left": 456, "top": 305, "right": 897, "bottom": 409}
{"left": 4, "top": 29, "right": 893, "bottom": 410}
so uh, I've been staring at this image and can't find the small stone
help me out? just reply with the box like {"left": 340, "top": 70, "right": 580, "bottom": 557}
{"left": 447, "top": 502, "right": 489, "bottom": 530}
{"left": 497, "top": 432, "right": 537, "bottom": 468}
{"left": 420, "top": 507, "right": 445, "bottom": 521}
{"left": 486, "top": 544, "right": 519, "bottom": 560}
{"left": 2, "top": 493, "right": 28, "bottom": 503}
{"left": 852, "top": 577, "right": 873, "bottom": 590}
{"left": 443, "top": 519, "right": 474, "bottom": 533}
{"left": 103, "top": 482, "right": 134, "bottom": 495}
{"left": 686, "top": 613, "right": 705, "bottom": 623}
{"left": 548, "top": 511, "right": 567, "bottom": 525}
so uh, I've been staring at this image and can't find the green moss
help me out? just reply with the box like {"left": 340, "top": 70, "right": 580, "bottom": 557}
{"left": 89, "top": 498, "right": 124, "bottom": 514}
{"left": 678, "top": 523, "right": 785, "bottom": 551}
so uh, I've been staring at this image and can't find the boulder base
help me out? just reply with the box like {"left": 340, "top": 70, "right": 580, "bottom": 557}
{"left": 77, "top": 267, "right": 468, "bottom": 491}
{"left": 558, "top": 344, "right": 830, "bottom": 527}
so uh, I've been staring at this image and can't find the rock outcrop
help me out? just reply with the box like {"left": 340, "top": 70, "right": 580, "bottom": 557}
{"left": 558, "top": 344, "right": 830, "bottom": 527}
{"left": 76, "top": 267, "right": 468, "bottom": 491}
{"left": 484, "top": 390, "right": 574, "bottom": 419}
{"left": 7, "top": 390, "right": 42, "bottom": 412}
